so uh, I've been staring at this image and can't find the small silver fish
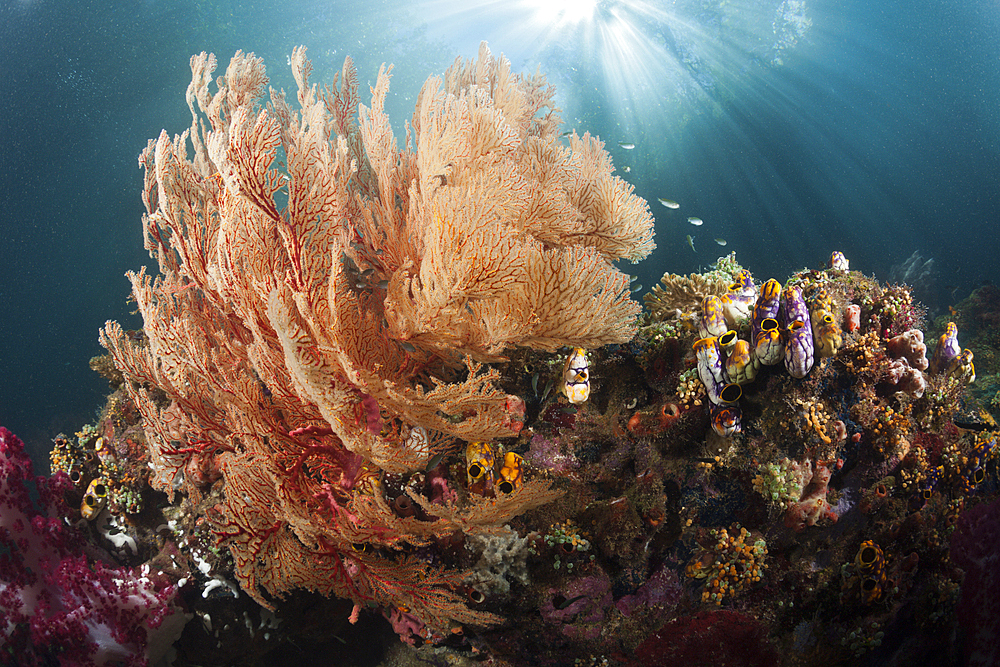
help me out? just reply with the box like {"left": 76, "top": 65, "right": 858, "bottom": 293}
{"left": 687, "top": 235, "right": 696, "bottom": 252}
{"left": 624, "top": 166, "right": 631, "bottom": 173}
{"left": 688, "top": 217, "right": 703, "bottom": 226}
{"left": 658, "top": 198, "right": 680, "bottom": 209}
{"left": 715, "top": 238, "right": 727, "bottom": 246}
{"left": 618, "top": 142, "right": 635, "bottom": 149}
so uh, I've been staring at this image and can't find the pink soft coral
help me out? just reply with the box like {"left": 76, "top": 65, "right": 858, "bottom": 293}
{"left": 0, "top": 426, "right": 184, "bottom": 666}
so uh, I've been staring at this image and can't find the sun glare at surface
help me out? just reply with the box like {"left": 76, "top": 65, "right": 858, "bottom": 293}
{"left": 531, "top": 0, "right": 598, "bottom": 27}
{"left": 416, "top": 0, "right": 814, "bottom": 141}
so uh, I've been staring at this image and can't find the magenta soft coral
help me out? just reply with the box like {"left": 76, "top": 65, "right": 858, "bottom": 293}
{"left": 0, "top": 426, "right": 182, "bottom": 666}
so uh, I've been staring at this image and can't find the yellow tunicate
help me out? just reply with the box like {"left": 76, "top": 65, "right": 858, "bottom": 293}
{"left": 465, "top": 441, "right": 496, "bottom": 487}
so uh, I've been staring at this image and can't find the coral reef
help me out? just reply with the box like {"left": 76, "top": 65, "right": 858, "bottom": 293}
{"left": 51, "top": 245, "right": 1000, "bottom": 665}
{"left": 20, "top": 44, "right": 1000, "bottom": 666}
{"left": 89, "top": 227, "right": 1000, "bottom": 665}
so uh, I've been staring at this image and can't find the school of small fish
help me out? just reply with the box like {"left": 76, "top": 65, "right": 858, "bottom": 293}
{"left": 654, "top": 199, "right": 726, "bottom": 253}
{"left": 610, "top": 141, "right": 731, "bottom": 253}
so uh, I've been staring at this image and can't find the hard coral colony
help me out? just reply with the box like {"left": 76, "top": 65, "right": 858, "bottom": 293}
{"left": 4, "top": 45, "right": 997, "bottom": 667}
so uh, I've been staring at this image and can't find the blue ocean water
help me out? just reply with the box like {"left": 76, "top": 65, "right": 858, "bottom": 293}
{"left": 0, "top": 0, "right": 997, "bottom": 467}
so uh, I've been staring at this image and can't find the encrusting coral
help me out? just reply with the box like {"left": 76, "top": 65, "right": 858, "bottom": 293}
{"left": 643, "top": 254, "right": 741, "bottom": 322}
{"left": 98, "top": 43, "right": 653, "bottom": 633}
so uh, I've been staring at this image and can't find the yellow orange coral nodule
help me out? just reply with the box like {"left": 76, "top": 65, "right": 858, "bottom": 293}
{"left": 687, "top": 524, "right": 768, "bottom": 606}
